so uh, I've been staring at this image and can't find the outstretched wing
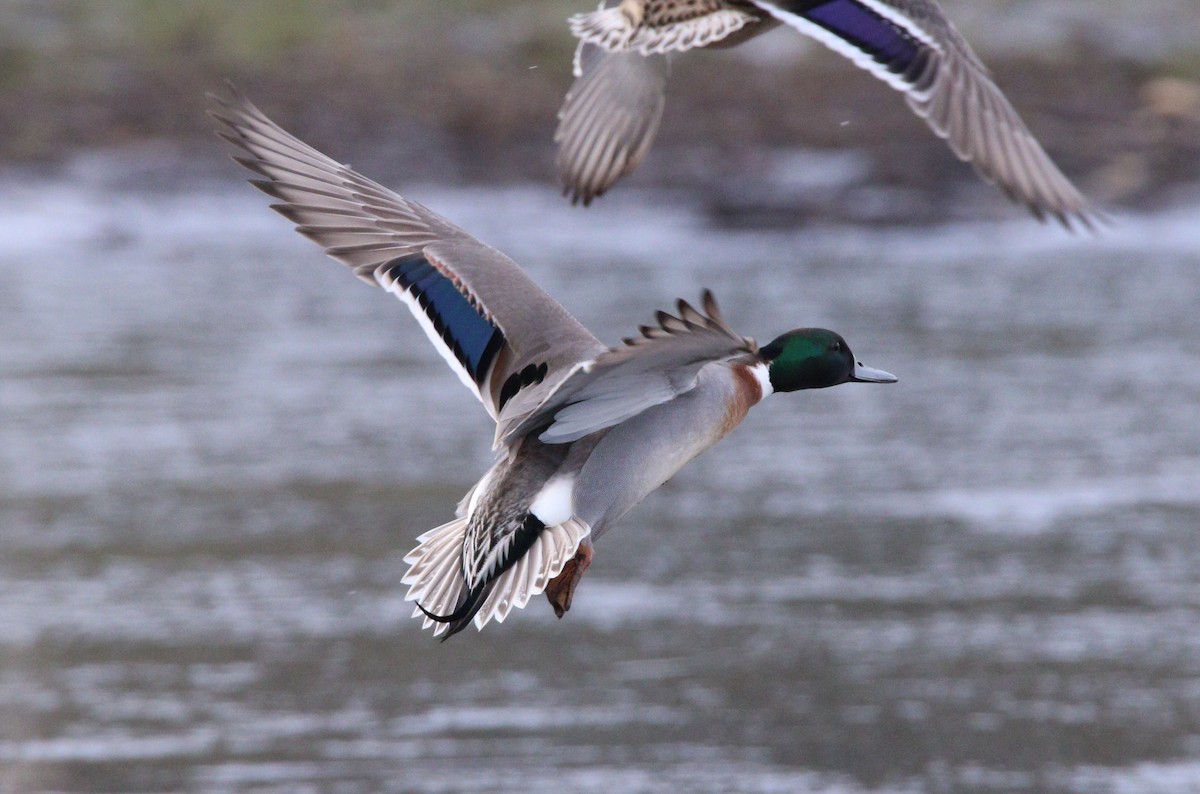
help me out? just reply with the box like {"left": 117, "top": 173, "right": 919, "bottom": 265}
{"left": 209, "top": 88, "right": 606, "bottom": 425}
{"left": 554, "top": 40, "right": 670, "bottom": 205}
{"left": 500, "top": 290, "right": 756, "bottom": 446}
{"left": 750, "top": 0, "right": 1098, "bottom": 229}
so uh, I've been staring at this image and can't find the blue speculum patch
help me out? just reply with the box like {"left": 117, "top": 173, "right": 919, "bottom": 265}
{"left": 803, "top": 0, "right": 920, "bottom": 73}
{"left": 383, "top": 254, "right": 504, "bottom": 385}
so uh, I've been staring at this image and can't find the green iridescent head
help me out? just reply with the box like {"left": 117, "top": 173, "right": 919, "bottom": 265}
{"left": 759, "top": 328, "right": 897, "bottom": 393}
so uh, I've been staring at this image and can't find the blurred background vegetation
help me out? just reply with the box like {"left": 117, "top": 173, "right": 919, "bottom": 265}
{"left": 1, "top": 0, "right": 1197, "bottom": 218}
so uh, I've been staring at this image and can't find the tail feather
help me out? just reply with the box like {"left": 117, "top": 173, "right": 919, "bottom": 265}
{"left": 417, "top": 579, "right": 498, "bottom": 641}
{"left": 401, "top": 516, "right": 591, "bottom": 638}
{"left": 473, "top": 519, "right": 590, "bottom": 628}
{"left": 402, "top": 517, "right": 469, "bottom": 638}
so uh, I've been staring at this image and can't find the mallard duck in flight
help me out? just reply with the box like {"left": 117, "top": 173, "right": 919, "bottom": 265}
{"left": 557, "top": 0, "right": 1098, "bottom": 228}
{"left": 209, "top": 88, "right": 897, "bottom": 639}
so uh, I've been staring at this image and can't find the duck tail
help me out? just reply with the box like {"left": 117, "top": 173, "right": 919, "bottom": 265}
{"left": 402, "top": 517, "right": 473, "bottom": 640}
{"left": 472, "top": 517, "right": 591, "bottom": 629}
{"left": 415, "top": 581, "right": 499, "bottom": 642}
{"left": 401, "top": 516, "right": 592, "bottom": 640}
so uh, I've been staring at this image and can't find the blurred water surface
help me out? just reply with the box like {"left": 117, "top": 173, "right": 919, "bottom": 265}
{"left": 2, "top": 153, "right": 1200, "bottom": 793}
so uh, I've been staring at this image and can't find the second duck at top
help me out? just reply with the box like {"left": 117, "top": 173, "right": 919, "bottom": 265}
{"left": 557, "top": 0, "right": 1098, "bottom": 229}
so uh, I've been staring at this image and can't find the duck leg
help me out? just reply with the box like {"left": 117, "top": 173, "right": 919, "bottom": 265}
{"left": 545, "top": 539, "right": 593, "bottom": 618}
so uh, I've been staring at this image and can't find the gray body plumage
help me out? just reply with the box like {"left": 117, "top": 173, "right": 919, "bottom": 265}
{"left": 574, "top": 364, "right": 747, "bottom": 538}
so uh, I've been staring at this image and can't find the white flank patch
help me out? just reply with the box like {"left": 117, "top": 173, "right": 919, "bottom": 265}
{"left": 749, "top": 361, "right": 774, "bottom": 399}
{"left": 375, "top": 264, "right": 496, "bottom": 419}
{"left": 751, "top": 0, "right": 935, "bottom": 94}
{"left": 529, "top": 475, "right": 576, "bottom": 527}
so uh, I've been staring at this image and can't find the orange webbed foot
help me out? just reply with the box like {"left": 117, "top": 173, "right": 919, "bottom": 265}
{"left": 545, "top": 541, "right": 593, "bottom": 618}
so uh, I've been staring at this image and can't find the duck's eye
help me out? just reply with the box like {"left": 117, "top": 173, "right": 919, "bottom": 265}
{"left": 831, "top": 341, "right": 842, "bottom": 352}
